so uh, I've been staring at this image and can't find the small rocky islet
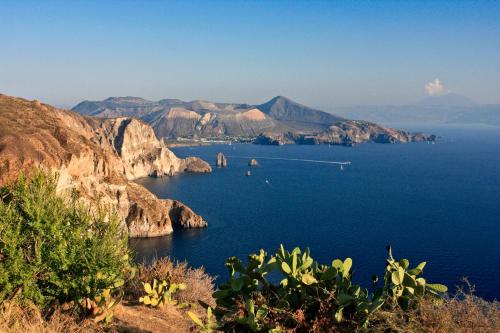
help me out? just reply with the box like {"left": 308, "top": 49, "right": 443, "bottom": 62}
{"left": 248, "top": 158, "right": 259, "bottom": 166}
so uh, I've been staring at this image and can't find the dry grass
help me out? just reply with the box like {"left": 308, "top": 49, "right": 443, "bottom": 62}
{"left": 113, "top": 302, "right": 193, "bottom": 333}
{"left": 371, "top": 287, "right": 500, "bottom": 333}
{"left": 0, "top": 301, "right": 103, "bottom": 333}
{"left": 128, "top": 257, "right": 216, "bottom": 308}
{"left": 0, "top": 300, "right": 195, "bottom": 333}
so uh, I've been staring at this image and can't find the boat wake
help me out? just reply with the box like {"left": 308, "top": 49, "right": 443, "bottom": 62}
{"left": 224, "top": 155, "right": 351, "bottom": 165}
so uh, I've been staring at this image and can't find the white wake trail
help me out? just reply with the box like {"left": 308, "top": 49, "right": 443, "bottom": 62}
{"left": 223, "top": 155, "right": 351, "bottom": 165}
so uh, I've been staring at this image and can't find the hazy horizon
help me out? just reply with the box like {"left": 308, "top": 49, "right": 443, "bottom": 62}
{"left": 1, "top": 0, "right": 499, "bottom": 107}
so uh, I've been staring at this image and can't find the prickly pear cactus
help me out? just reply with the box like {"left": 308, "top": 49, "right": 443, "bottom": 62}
{"left": 382, "top": 246, "right": 448, "bottom": 309}
{"left": 208, "top": 245, "right": 448, "bottom": 332}
{"left": 139, "top": 277, "right": 187, "bottom": 308}
{"left": 82, "top": 288, "right": 120, "bottom": 324}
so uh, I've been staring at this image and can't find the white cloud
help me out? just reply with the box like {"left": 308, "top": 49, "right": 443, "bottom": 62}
{"left": 425, "top": 78, "right": 447, "bottom": 96}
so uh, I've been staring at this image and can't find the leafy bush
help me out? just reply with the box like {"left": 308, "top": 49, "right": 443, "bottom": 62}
{"left": 199, "top": 245, "right": 447, "bottom": 332}
{"left": 0, "top": 170, "right": 133, "bottom": 317}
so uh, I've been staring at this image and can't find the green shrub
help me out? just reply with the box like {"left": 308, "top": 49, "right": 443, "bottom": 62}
{"left": 0, "top": 170, "right": 132, "bottom": 316}
{"left": 199, "top": 245, "right": 447, "bottom": 332}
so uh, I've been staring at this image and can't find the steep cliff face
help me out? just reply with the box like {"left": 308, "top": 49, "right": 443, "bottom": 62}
{"left": 0, "top": 93, "right": 210, "bottom": 237}
{"left": 88, "top": 117, "right": 211, "bottom": 179}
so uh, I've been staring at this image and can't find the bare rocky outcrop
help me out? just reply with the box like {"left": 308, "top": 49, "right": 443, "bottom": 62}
{"left": 248, "top": 159, "right": 259, "bottom": 167}
{"left": 0, "top": 93, "right": 210, "bottom": 237}
{"left": 216, "top": 153, "right": 227, "bottom": 167}
{"left": 125, "top": 183, "right": 207, "bottom": 237}
{"left": 183, "top": 157, "right": 212, "bottom": 173}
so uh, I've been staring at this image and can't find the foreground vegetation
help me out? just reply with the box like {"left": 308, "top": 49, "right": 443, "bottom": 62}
{"left": 0, "top": 171, "right": 498, "bottom": 332}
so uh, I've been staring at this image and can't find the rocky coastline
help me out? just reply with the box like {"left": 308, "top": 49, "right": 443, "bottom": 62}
{"left": 0, "top": 94, "right": 210, "bottom": 238}
{"left": 253, "top": 121, "right": 436, "bottom": 146}
{"left": 0, "top": 93, "right": 437, "bottom": 239}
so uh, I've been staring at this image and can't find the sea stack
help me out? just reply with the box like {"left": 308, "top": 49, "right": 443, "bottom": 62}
{"left": 168, "top": 165, "right": 175, "bottom": 176}
{"left": 248, "top": 158, "right": 259, "bottom": 167}
{"left": 216, "top": 152, "right": 228, "bottom": 167}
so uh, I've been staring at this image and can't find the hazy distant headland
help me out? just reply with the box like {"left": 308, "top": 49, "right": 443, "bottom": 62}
{"left": 325, "top": 93, "right": 500, "bottom": 126}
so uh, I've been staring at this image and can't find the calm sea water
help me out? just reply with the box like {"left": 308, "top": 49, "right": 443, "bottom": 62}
{"left": 132, "top": 125, "right": 500, "bottom": 299}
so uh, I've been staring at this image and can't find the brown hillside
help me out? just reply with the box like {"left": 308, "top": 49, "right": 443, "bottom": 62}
{"left": 0, "top": 93, "right": 210, "bottom": 237}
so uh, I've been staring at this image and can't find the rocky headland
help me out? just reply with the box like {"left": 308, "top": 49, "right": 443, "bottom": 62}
{"left": 0, "top": 93, "right": 210, "bottom": 237}
{"left": 254, "top": 120, "right": 436, "bottom": 146}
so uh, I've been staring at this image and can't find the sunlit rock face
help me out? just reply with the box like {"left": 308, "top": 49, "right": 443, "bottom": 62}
{"left": 0, "top": 93, "right": 209, "bottom": 237}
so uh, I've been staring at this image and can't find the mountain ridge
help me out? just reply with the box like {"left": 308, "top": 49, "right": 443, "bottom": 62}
{"left": 72, "top": 95, "right": 433, "bottom": 145}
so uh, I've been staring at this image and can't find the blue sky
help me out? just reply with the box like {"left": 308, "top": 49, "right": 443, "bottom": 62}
{"left": 1, "top": 0, "right": 499, "bottom": 107}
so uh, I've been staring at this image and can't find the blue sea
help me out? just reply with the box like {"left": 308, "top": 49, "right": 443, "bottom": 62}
{"left": 132, "top": 125, "right": 500, "bottom": 300}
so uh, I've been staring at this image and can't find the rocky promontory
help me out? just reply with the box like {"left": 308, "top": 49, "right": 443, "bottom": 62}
{"left": 184, "top": 157, "right": 212, "bottom": 173}
{"left": 254, "top": 120, "right": 436, "bottom": 146}
{"left": 0, "top": 93, "right": 210, "bottom": 237}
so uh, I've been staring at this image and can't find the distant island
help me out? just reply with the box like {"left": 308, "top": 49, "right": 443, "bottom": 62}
{"left": 72, "top": 96, "right": 435, "bottom": 146}
{"left": 325, "top": 93, "right": 500, "bottom": 126}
